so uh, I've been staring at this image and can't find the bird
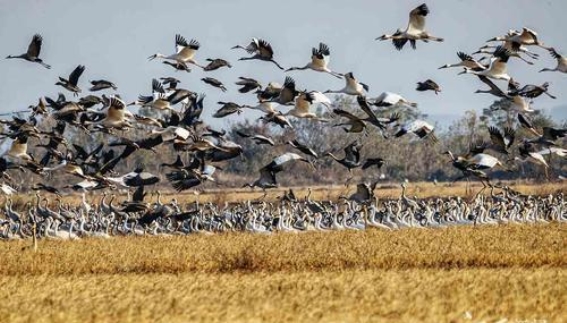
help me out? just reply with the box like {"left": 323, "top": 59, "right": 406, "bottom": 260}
{"left": 201, "top": 77, "right": 227, "bottom": 92}
{"left": 510, "top": 82, "right": 556, "bottom": 99}
{"left": 332, "top": 109, "right": 366, "bottom": 133}
{"left": 56, "top": 65, "right": 85, "bottom": 96}
{"left": 284, "top": 91, "right": 331, "bottom": 121}
{"left": 213, "top": 102, "right": 243, "bottom": 118}
{"left": 362, "top": 158, "right": 385, "bottom": 170}
{"left": 540, "top": 48, "right": 567, "bottom": 73}
{"left": 244, "top": 153, "right": 312, "bottom": 189}
{"left": 395, "top": 120, "right": 437, "bottom": 143}
{"left": 149, "top": 34, "right": 203, "bottom": 68}
{"left": 286, "top": 42, "right": 342, "bottom": 78}
{"left": 486, "top": 27, "right": 551, "bottom": 50}
{"left": 416, "top": 79, "right": 441, "bottom": 94}
{"left": 6, "top": 34, "right": 51, "bottom": 69}
{"left": 459, "top": 46, "right": 511, "bottom": 81}
{"left": 287, "top": 140, "right": 318, "bottom": 159}
{"left": 102, "top": 165, "right": 160, "bottom": 188}
{"left": 324, "top": 72, "right": 369, "bottom": 96}
{"left": 487, "top": 126, "right": 515, "bottom": 155}
{"left": 268, "top": 76, "right": 299, "bottom": 105}
{"left": 376, "top": 3, "right": 444, "bottom": 50}
{"left": 235, "top": 130, "right": 275, "bottom": 146}
{"left": 372, "top": 92, "right": 417, "bottom": 108}
{"left": 232, "top": 38, "right": 285, "bottom": 70}
{"left": 259, "top": 111, "right": 293, "bottom": 129}
{"left": 89, "top": 80, "right": 117, "bottom": 92}
{"left": 325, "top": 141, "right": 362, "bottom": 171}
{"left": 438, "top": 51, "right": 486, "bottom": 70}
{"left": 203, "top": 58, "right": 232, "bottom": 71}
{"left": 235, "top": 77, "right": 262, "bottom": 93}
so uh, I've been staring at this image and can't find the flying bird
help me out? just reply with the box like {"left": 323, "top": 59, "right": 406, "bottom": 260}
{"left": 6, "top": 34, "right": 51, "bottom": 69}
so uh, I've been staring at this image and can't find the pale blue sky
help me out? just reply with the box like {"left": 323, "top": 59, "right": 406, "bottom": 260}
{"left": 0, "top": 0, "right": 566, "bottom": 127}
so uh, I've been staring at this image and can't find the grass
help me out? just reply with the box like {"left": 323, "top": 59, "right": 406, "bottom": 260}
{"left": 1, "top": 224, "right": 566, "bottom": 322}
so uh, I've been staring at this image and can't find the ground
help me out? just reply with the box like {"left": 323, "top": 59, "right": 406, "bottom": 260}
{"left": 1, "top": 224, "right": 565, "bottom": 323}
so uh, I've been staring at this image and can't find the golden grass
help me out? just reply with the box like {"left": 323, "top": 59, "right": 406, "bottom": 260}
{"left": 1, "top": 224, "right": 566, "bottom": 322}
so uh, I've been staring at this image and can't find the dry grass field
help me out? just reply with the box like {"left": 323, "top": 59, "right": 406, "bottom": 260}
{"left": 1, "top": 223, "right": 566, "bottom": 323}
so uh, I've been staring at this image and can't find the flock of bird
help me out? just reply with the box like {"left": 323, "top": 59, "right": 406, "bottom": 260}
{"left": 1, "top": 3, "right": 567, "bottom": 241}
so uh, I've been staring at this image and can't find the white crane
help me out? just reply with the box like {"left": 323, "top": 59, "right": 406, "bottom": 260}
{"left": 395, "top": 119, "right": 437, "bottom": 143}
{"left": 376, "top": 3, "right": 443, "bottom": 50}
{"left": 148, "top": 34, "right": 203, "bottom": 68}
{"left": 286, "top": 43, "right": 342, "bottom": 78}
{"left": 284, "top": 91, "right": 331, "bottom": 121}
{"left": 459, "top": 46, "right": 512, "bottom": 81}
{"left": 324, "top": 72, "right": 369, "bottom": 96}
{"left": 487, "top": 27, "right": 551, "bottom": 50}
{"left": 372, "top": 92, "right": 417, "bottom": 108}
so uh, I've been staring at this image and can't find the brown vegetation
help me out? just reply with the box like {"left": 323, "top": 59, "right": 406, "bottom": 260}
{"left": 1, "top": 224, "right": 566, "bottom": 322}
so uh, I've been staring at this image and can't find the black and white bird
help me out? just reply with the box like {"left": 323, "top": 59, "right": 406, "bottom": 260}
{"left": 324, "top": 72, "right": 369, "bottom": 96}
{"left": 395, "top": 120, "right": 437, "bottom": 143}
{"left": 6, "top": 34, "right": 51, "bottom": 69}
{"left": 149, "top": 34, "right": 203, "bottom": 68}
{"left": 376, "top": 3, "right": 443, "bottom": 50}
{"left": 286, "top": 43, "right": 342, "bottom": 78}
{"left": 373, "top": 92, "right": 417, "bottom": 108}
{"left": 459, "top": 46, "right": 511, "bottom": 81}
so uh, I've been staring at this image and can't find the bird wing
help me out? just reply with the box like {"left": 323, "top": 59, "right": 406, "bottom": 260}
{"left": 257, "top": 39, "right": 274, "bottom": 58}
{"left": 333, "top": 109, "right": 361, "bottom": 121}
{"left": 178, "top": 38, "right": 200, "bottom": 60}
{"left": 407, "top": 3, "right": 429, "bottom": 33}
{"left": 69, "top": 65, "right": 85, "bottom": 86}
{"left": 548, "top": 48, "right": 562, "bottom": 60}
{"left": 488, "top": 126, "right": 506, "bottom": 151}
{"left": 356, "top": 96, "right": 378, "bottom": 123}
{"left": 27, "top": 34, "right": 43, "bottom": 57}
{"left": 311, "top": 43, "right": 330, "bottom": 68}
{"left": 503, "top": 127, "right": 515, "bottom": 149}
{"left": 477, "top": 76, "right": 507, "bottom": 98}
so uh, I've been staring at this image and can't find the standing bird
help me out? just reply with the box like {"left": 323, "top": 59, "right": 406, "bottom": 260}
{"left": 416, "top": 79, "right": 441, "bottom": 94}
{"left": 201, "top": 77, "right": 227, "bottom": 92}
{"left": 149, "top": 34, "right": 203, "bottom": 68}
{"left": 324, "top": 72, "right": 369, "bottom": 96}
{"left": 203, "top": 58, "right": 232, "bottom": 71}
{"left": 286, "top": 42, "right": 342, "bottom": 78}
{"left": 89, "top": 80, "right": 117, "bottom": 92}
{"left": 540, "top": 48, "right": 567, "bottom": 73}
{"left": 376, "top": 3, "right": 444, "bottom": 50}
{"left": 6, "top": 34, "right": 51, "bottom": 69}
{"left": 232, "top": 38, "right": 285, "bottom": 70}
{"left": 56, "top": 65, "right": 85, "bottom": 96}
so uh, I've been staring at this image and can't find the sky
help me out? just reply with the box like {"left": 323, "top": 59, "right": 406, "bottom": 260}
{"left": 0, "top": 0, "right": 566, "bottom": 129}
